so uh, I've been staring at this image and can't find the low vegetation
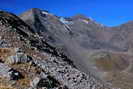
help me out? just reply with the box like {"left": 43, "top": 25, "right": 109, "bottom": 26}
{"left": 90, "top": 52, "right": 129, "bottom": 72}
{"left": 0, "top": 48, "right": 15, "bottom": 62}
{"left": 105, "top": 72, "right": 133, "bottom": 89}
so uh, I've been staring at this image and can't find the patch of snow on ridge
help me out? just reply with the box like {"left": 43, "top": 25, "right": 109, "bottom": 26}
{"left": 81, "top": 16, "right": 105, "bottom": 27}
{"left": 82, "top": 19, "right": 89, "bottom": 24}
{"left": 60, "top": 17, "right": 69, "bottom": 24}
{"left": 59, "top": 17, "right": 73, "bottom": 33}
{"left": 59, "top": 17, "right": 73, "bottom": 25}
{"left": 42, "top": 11, "right": 48, "bottom": 15}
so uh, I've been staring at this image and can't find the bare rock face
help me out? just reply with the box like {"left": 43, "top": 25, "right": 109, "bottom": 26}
{"left": 0, "top": 10, "right": 120, "bottom": 89}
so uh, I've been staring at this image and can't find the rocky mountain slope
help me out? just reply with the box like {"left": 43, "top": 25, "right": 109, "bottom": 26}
{"left": 0, "top": 8, "right": 133, "bottom": 89}
{"left": 20, "top": 8, "right": 133, "bottom": 89}
{"left": 0, "top": 10, "right": 119, "bottom": 89}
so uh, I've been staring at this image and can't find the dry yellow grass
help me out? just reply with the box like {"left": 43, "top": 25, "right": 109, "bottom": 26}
{"left": 0, "top": 48, "right": 16, "bottom": 62}
{"left": 0, "top": 77, "right": 16, "bottom": 89}
{"left": 0, "top": 62, "right": 41, "bottom": 89}
{"left": 10, "top": 63, "right": 42, "bottom": 88}
{"left": 16, "top": 78, "right": 31, "bottom": 88}
{"left": 0, "top": 87, "right": 16, "bottom": 89}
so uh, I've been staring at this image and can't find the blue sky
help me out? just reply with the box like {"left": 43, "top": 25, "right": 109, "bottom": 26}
{"left": 0, "top": 0, "right": 133, "bottom": 26}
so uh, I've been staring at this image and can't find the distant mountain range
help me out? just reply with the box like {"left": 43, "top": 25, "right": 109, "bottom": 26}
{"left": 0, "top": 8, "right": 133, "bottom": 89}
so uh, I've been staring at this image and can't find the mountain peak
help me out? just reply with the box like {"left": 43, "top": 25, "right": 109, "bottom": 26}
{"left": 31, "top": 8, "right": 43, "bottom": 14}
{"left": 23, "top": 8, "right": 42, "bottom": 15}
{"left": 20, "top": 8, "right": 50, "bottom": 18}
{"left": 72, "top": 14, "right": 90, "bottom": 20}
{"left": 31, "top": 8, "right": 41, "bottom": 11}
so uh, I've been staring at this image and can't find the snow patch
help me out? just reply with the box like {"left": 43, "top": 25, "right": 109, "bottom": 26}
{"left": 42, "top": 11, "right": 48, "bottom": 15}
{"left": 59, "top": 17, "right": 73, "bottom": 25}
{"left": 60, "top": 17, "right": 69, "bottom": 24}
{"left": 81, "top": 17, "right": 105, "bottom": 27}
{"left": 59, "top": 17, "right": 72, "bottom": 33}
{"left": 82, "top": 20, "right": 89, "bottom": 24}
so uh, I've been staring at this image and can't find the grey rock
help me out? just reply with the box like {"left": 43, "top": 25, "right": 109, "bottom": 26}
{"left": 0, "top": 63, "right": 11, "bottom": 78}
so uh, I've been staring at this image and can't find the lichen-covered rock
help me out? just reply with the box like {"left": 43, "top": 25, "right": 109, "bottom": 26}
{"left": 0, "top": 63, "right": 11, "bottom": 77}
{"left": 6, "top": 52, "right": 31, "bottom": 64}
